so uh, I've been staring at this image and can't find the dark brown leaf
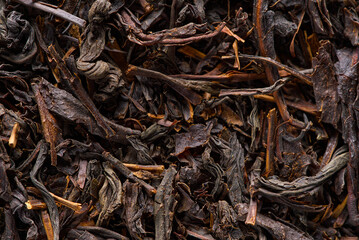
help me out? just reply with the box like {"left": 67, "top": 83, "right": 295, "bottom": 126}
{"left": 312, "top": 40, "right": 341, "bottom": 127}
{"left": 174, "top": 123, "right": 213, "bottom": 155}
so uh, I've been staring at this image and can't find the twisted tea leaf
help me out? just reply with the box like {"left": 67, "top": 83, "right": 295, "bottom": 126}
{"left": 257, "top": 146, "right": 349, "bottom": 196}
{"left": 97, "top": 162, "right": 122, "bottom": 226}
{"left": 29, "top": 141, "right": 60, "bottom": 240}
{"left": 77, "top": 0, "right": 123, "bottom": 102}
{"left": 0, "top": 11, "right": 37, "bottom": 64}
{"left": 10, "top": 189, "right": 38, "bottom": 240}
{"left": 222, "top": 134, "right": 247, "bottom": 205}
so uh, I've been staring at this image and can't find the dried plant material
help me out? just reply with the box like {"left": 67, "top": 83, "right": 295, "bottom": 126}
{"left": 219, "top": 103, "right": 243, "bottom": 127}
{"left": 333, "top": 45, "right": 359, "bottom": 223}
{"left": 209, "top": 201, "right": 243, "bottom": 239}
{"left": 219, "top": 71, "right": 312, "bottom": 97}
{"left": 126, "top": 65, "right": 204, "bottom": 105}
{"left": 290, "top": 10, "right": 305, "bottom": 58}
{"left": 254, "top": 0, "right": 313, "bottom": 132}
{"left": 32, "top": 79, "right": 61, "bottom": 166}
{"left": 246, "top": 159, "right": 261, "bottom": 226}
{"left": 276, "top": 121, "right": 315, "bottom": 181}
{"left": 0, "top": 11, "right": 37, "bottom": 64}
{"left": 26, "top": 196, "right": 80, "bottom": 220}
{"left": 97, "top": 162, "right": 122, "bottom": 226}
{"left": 343, "top": 8, "right": 359, "bottom": 46}
{"left": 49, "top": 192, "right": 82, "bottom": 213}
{"left": 2, "top": 207, "right": 20, "bottom": 240}
{"left": 8, "top": 122, "right": 20, "bottom": 148}
{"left": 123, "top": 163, "right": 164, "bottom": 174}
{"left": 41, "top": 210, "right": 54, "bottom": 240}
{"left": 255, "top": 147, "right": 349, "bottom": 208}
{"left": 25, "top": 199, "right": 48, "bottom": 210}
{"left": 77, "top": 160, "right": 87, "bottom": 189}
{"left": 154, "top": 166, "right": 177, "bottom": 240}
{"left": 221, "top": 26, "right": 245, "bottom": 43}
{"left": 232, "top": 40, "right": 240, "bottom": 69}
{"left": 32, "top": 77, "right": 139, "bottom": 143}
{"left": 76, "top": 226, "right": 129, "bottom": 239}
{"left": 236, "top": 202, "right": 313, "bottom": 240}
{"left": 0, "top": 158, "right": 12, "bottom": 202}
{"left": 312, "top": 40, "right": 341, "bottom": 126}
{"left": 221, "top": 133, "right": 247, "bottom": 205}
{"left": 29, "top": 141, "right": 60, "bottom": 240}
{"left": 13, "top": 0, "right": 86, "bottom": 27}
{"left": 177, "top": 45, "right": 206, "bottom": 60}
{"left": 122, "top": 181, "right": 147, "bottom": 239}
{"left": 174, "top": 123, "right": 213, "bottom": 155}
{"left": 265, "top": 108, "right": 276, "bottom": 177}
{"left": 102, "top": 151, "right": 156, "bottom": 195}
{"left": 332, "top": 195, "right": 348, "bottom": 219}
{"left": 76, "top": 0, "right": 123, "bottom": 103}
{"left": 48, "top": 45, "right": 117, "bottom": 138}
{"left": 245, "top": 195, "right": 258, "bottom": 225}
{"left": 172, "top": 70, "right": 286, "bottom": 83}
{"left": 16, "top": 140, "right": 43, "bottom": 172}
{"left": 131, "top": 170, "right": 157, "bottom": 180}
{"left": 118, "top": 9, "right": 226, "bottom": 46}
{"left": 253, "top": 94, "right": 318, "bottom": 115}
{"left": 3, "top": 0, "right": 359, "bottom": 238}
{"left": 221, "top": 54, "right": 312, "bottom": 85}
{"left": 126, "top": 135, "right": 154, "bottom": 165}
{"left": 307, "top": 0, "right": 334, "bottom": 37}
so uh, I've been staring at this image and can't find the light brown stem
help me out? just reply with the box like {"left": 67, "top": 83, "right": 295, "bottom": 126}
{"left": 8, "top": 122, "right": 20, "bottom": 148}
{"left": 25, "top": 199, "right": 48, "bottom": 210}
{"left": 265, "top": 108, "right": 276, "bottom": 177}
{"left": 26, "top": 195, "right": 81, "bottom": 212}
{"left": 123, "top": 163, "right": 165, "bottom": 174}
{"left": 41, "top": 210, "right": 55, "bottom": 240}
{"left": 245, "top": 197, "right": 258, "bottom": 225}
{"left": 254, "top": 94, "right": 318, "bottom": 116}
{"left": 49, "top": 192, "right": 82, "bottom": 212}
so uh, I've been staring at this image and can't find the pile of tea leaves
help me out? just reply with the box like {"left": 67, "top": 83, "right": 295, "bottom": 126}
{"left": 0, "top": 0, "right": 359, "bottom": 239}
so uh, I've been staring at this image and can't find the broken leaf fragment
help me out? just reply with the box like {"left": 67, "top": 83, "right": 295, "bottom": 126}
{"left": 174, "top": 123, "right": 213, "bottom": 156}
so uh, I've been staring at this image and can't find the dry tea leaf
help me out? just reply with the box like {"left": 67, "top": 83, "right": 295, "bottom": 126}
{"left": 174, "top": 123, "right": 213, "bottom": 155}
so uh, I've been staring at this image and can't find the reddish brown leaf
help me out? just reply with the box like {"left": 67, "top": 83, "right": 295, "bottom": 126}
{"left": 32, "top": 79, "right": 61, "bottom": 166}
{"left": 174, "top": 123, "right": 213, "bottom": 156}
